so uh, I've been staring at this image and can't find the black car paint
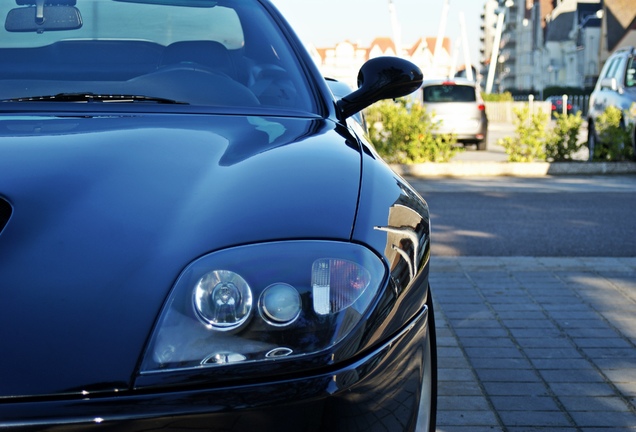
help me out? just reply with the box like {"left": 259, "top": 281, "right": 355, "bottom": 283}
{"left": 0, "top": 0, "right": 434, "bottom": 429}
{"left": 0, "top": 113, "right": 432, "bottom": 429}
{"left": 0, "top": 308, "right": 429, "bottom": 431}
{"left": 0, "top": 115, "right": 362, "bottom": 397}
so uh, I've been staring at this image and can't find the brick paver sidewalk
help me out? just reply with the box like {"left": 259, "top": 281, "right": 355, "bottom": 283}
{"left": 430, "top": 256, "right": 636, "bottom": 432}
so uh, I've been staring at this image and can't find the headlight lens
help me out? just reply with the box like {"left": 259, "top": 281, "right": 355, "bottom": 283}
{"left": 194, "top": 270, "right": 253, "bottom": 331}
{"left": 260, "top": 283, "right": 302, "bottom": 326}
{"left": 140, "top": 241, "right": 385, "bottom": 373}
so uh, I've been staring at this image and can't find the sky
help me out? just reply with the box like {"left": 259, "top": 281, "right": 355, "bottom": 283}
{"left": 271, "top": 0, "right": 487, "bottom": 64}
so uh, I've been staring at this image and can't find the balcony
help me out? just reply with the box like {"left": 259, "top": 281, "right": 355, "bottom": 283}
{"left": 501, "top": 39, "right": 516, "bottom": 49}
{"left": 500, "top": 34, "right": 516, "bottom": 48}
{"left": 500, "top": 49, "right": 516, "bottom": 63}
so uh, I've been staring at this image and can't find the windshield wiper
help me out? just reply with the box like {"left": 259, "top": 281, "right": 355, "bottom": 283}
{"left": 2, "top": 93, "right": 188, "bottom": 104}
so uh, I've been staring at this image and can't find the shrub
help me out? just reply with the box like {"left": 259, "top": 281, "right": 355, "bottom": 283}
{"left": 593, "top": 106, "right": 634, "bottom": 161}
{"left": 545, "top": 111, "right": 584, "bottom": 161}
{"left": 366, "top": 98, "right": 461, "bottom": 163}
{"left": 482, "top": 92, "right": 513, "bottom": 102}
{"left": 499, "top": 107, "right": 585, "bottom": 162}
{"left": 498, "top": 106, "right": 549, "bottom": 162}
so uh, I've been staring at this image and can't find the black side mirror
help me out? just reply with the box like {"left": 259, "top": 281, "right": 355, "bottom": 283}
{"left": 337, "top": 56, "right": 423, "bottom": 120}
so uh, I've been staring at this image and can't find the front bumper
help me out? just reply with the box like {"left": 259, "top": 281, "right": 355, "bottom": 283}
{"left": 0, "top": 307, "right": 430, "bottom": 432}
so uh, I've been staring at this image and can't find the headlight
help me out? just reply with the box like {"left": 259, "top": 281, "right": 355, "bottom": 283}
{"left": 260, "top": 283, "right": 302, "bottom": 326}
{"left": 140, "top": 241, "right": 386, "bottom": 373}
{"left": 193, "top": 270, "right": 253, "bottom": 331}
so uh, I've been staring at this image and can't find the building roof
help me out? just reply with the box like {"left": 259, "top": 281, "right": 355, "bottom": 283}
{"left": 406, "top": 37, "right": 451, "bottom": 56}
{"left": 369, "top": 37, "right": 396, "bottom": 53}
{"left": 605, "top": 0, "right": 636, "bottom": 51}
{"left": 311, "top": 37, "right": 451, "bottom": 63}
{"left": 545, "top": 11, "right": 575, "bottom": 42}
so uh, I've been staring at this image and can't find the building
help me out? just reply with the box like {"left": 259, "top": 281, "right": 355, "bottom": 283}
{"left": 479, "top": 0, "right": 499, "bottom": 89}
{"left": 480, "top": 0, "right": 500, "bottom": 66}
{"left": 308, "top": 38, "right": 453, "bottom": 89}
{"left": 543, "top": 0, "right": 602, "bottom": 89}
{"left": 499, "top": 0, "right": 521, "bottom": 91}
{"left": 485, "top": 0, "right": 606, "bottom": 94}
{"left": 600, "top": 0, "right": 636, "bottom": 63}
{"left": 573, "top": 2, "right": 604, "bottom": 88}
{"left": 312, "top": 0, "right": 634, "bottom": 96}
{"left": 528, "top": 0, "right": 555, "bottom": 94}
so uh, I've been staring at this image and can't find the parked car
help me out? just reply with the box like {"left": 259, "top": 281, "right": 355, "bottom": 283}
{"left": 546, "top": 95, "right": 580, "bottom": 118}
{"left": 0, "top": 1, "right": 436, "bottom": 431}
{"left": 421, "top": 78, "right": 489, "bottom": 150}
{"left": 587, "top": 46, "right": 636, "bottom": 160}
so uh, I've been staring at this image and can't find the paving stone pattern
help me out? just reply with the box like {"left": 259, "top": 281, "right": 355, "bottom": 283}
{"left": 430, "top": 256, "right": 636, "bottom": 432}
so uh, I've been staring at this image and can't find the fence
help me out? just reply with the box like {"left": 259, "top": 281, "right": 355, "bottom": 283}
{"left": 565, "top": 95, "right": 590, "bottom": 117}
{"left": 485, "top": 94, "right": 590, "bottom": 123}
{"left": 484, "top": 101, "right": 552, "bottom": 123}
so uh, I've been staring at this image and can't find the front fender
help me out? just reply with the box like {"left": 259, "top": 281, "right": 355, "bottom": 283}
{"left": 352, "top": 143, "right": 431, "bottom": 342}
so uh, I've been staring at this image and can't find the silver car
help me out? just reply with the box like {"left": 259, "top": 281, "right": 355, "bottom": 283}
{"left": 421, "top": 78, "right": 489, "bottom": 150}
{"left": 587, "top": 46, "right": 636, "bottom": 160}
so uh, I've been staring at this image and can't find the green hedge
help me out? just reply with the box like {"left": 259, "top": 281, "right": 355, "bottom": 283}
{"left": 593, "top": 106, "right": 634, "bottom": 161}
{"left": 365, "top": 99, "right": 462, "bottom": 163}
{"left": 498, "top": 107, "right": 584, "bottom": 162}
{"left": 481, "top": 92, "right": 514, "bottom": 102}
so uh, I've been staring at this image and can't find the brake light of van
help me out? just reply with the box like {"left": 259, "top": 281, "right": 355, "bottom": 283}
{"left": 441, "top": 81, "right": 456, "bottom": 85}
{"left": 478, "top": 104, "right": 485, "bottom": 111}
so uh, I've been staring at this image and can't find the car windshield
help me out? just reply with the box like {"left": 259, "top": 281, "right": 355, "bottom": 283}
{"left": 423, "top": 84, "right": 476, "bottom": 103}
{"left": 0, "top": 0, "right": 316, "bottom": 113}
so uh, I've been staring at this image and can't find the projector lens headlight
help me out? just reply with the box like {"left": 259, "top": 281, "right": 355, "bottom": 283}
{"left": 193, "top": 270, "right": 252, "bottom": 331}
{"left": 140, "top": 241, "right": 386, "bottom": 374}
{"left": 259, "top": 283, "right": 301, "bottom": 326}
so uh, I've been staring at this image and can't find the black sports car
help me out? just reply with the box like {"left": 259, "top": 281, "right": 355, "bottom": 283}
{"left": 0, "top": 1, "right": 436, "bottom": 431}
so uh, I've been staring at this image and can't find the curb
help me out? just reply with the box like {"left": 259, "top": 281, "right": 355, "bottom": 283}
{"left": 390, "top": 161, "right": 636, "bottom": 177}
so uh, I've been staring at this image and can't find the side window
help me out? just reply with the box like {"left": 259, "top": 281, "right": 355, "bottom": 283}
{"left": 611, "top": 57, "right": 626, "bottom": 82}
{"left": 603, "top": 58, "right": 619, "bottom": 80}
{"left": 626, "top": 57, "right": 635, "bottom": 88}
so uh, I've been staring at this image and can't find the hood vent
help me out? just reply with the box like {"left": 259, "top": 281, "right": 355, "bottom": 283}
{"left": 0, "top": 197, "right": 11, "bottom": 236}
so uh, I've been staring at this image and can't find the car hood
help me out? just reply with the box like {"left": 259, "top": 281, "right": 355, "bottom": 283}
{"left": 0, "top": 113, "right": 361, "bottom": 398}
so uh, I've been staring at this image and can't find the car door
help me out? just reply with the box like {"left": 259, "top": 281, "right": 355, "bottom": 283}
{"left": 591, "top": 56, "right": 622, "bottom": 118}
{"left": 607, "top": 55, "right": 629, "bottom": 115}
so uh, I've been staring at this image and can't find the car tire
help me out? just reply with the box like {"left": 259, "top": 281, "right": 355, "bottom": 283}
{"left": 587, "top": 121, "right": 596, "bottom": 161}
{"left": 415, "top": 287, "right": 437, "bottom": 432}
{"left": 476, "top": 138, "right": 487, "bottom": 151}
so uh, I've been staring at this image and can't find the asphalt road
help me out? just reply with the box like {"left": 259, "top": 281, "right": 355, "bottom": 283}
{"left": 406, "top": 175, "right": 636, "bottom": 257}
